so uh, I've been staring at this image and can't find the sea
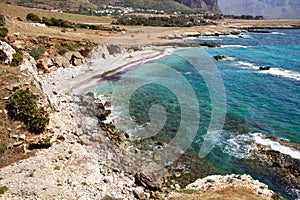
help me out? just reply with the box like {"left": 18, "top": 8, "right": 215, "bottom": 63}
{"left": 95, "top": 29, "right": 300, "bottom": 199}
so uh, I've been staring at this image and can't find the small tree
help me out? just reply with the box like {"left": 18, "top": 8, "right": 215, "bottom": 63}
{"left": 26, "top": 13, "right": 41, "bottom": 23}
{"left": 0, "top": 27, "right": 8, "bottom": 39}
{"left": 6, "top": 89, "right": 49, "bottom": 134}
{"left": 10, "top": 46, "right": 23, "bottom": 66}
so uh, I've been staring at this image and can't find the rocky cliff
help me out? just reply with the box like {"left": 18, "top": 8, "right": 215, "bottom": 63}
{"left": 218, "top": 0, "right": 300, "bottom": 19}
{"left": 174, "top": 0, "right": 221, "bottom": 13}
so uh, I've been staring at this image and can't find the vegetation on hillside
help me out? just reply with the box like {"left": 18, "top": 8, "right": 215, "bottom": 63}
{"left": 26, "top": 13, "right": 124, "bottom": 32}
{"left": 112, "top": 15, "right": 217, "bottom": 27}
{"left": 6, "top": 89, "right": 49, "bottom": 134}
{"left": 29, "top": 46, "right": 46, "bottom": 60}
{"left": 10, "top": 46, "right": 23, "bottom": 66}
{"left": 0, "top": 27, "right": 8, "bottom": 39}
{"left": 26, "top": 12, "right": 41, "bottom": 23}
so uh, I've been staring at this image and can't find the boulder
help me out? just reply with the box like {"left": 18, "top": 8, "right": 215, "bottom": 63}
{"left": 107, "top": 44, "right": 123, "bottom": 55}
{"left": 36, "top": 58, "right": 53, "bottom": 73}
{"left": 135, "top": 162, "right": 167, "bottom": 190}
{"left": 0, "top": 41, "right": 16, "bottom": 64}
{"left": 133, "top": 187, "right": 146, "bottom": 200}
{"left": 52, "top": 56, "right": 70, "bottom": 68}
{"left": 90, "top": 44, "right": 110, "bottom": 60}
{"left": 64, "top": 51, "right": 85, "bottom": 66}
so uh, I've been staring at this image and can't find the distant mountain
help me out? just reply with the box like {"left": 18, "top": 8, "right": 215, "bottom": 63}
{"left": 1, "top": 0, "right": 221, "bottom": 14}
{"left": 218, "top": 0, "right": 300, "bottom": 19}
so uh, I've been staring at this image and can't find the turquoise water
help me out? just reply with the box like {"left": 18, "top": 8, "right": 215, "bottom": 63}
{"left": 95, "top": 29, "right": 300, "bottom": 199}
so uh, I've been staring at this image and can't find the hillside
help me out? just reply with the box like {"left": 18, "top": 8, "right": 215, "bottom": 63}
{"left": 218, "top": 0, "right": 300, "bottom": 19}
{"left": 0, "top": 0, "right": 221, "bottom": 14}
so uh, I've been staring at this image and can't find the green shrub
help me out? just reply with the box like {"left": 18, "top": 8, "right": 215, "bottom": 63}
{"left": 0, "top": 186, "right": 8, "bottom": 194}
{"left": 0, "top": 14, "right": 5, "bottom": 26}
{"left": 54, "top": 166, "right": 61, "bottom": 170}
{"left": 29, "top": 46, "right": 46, "bottom": 60}
{"left": 6, "top": 89, "right": 49, "bottom": 134}
{"left": 10, "top": 47, "right": 23, "bottom": 66}
{"left": 57, "top": 47, "right": 68, "bottom": 55}
{"left": 0, "top": 27, "right": 8, "bottom": 38}
{"left": 0, "top": 145, "right": 6, "bottom": 154}
{"left": 81, "top": 182, "right": 88, "bottom": 186}
{"left": 176, "top": 189, "right": 198, "bottom": 194}
{"left": 26, "top": 13, "right": 41, "bottom": 23}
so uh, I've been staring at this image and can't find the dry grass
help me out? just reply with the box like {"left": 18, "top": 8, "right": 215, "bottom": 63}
{"left": 0, "top": 3, "right": 112, "bottom": 24}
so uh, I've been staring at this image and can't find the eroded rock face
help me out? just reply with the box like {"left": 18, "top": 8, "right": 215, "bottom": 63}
{"left": 167, "top": 174, "right": 277, "bottom": 200}
{"left": 36, "top": 58, "right": 56, "bottom": 73}
{"left": 64, "top": 51, "right": 85, "bottom": 66}
{"left": 254, "top": 146, "right": 300, "bottom": 188}
{"left": 107, "top": 44, "right": 124, "bottom": 55}
{"left": 173, "top": 0, "right": 221, "bottom": 14}
{"left": 135, "top": 162, "right": 168, "bottom": 190}
{"left": 0, "top": 41, "right": 16, "bottom": 64}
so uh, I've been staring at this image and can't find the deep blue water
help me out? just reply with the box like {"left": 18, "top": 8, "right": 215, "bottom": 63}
{"left": 95, "top": 29, "right": 300, "bottom": 199}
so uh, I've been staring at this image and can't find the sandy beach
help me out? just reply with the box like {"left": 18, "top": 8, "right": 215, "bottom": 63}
{"left": 40, "top": 45, "right": 177, "bottom": 101}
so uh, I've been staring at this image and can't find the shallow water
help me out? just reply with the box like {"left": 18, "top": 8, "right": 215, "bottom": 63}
{"left": 95, "top": 29, "right": 300, "bottom": 199}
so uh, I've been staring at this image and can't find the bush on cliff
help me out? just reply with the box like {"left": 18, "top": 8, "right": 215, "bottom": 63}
{"left": 29, "top": 46, "right": 46, "bottom": 60}
{"left": 26, "top": 13, "right": 41, "bottom": 23}
{"left": 10, "top": 46, "right": 23, "bottom": 66}
{"left": 0, "top": 27, "right": 8, "bottom": 39}
{"left": 6, "top": 89, "right": 49, "bottom": 134}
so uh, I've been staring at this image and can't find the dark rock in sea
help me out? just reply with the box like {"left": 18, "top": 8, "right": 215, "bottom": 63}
{"left": 213, "top": 55, "right": 228, "bottom": 61}
{"left": 259, "top": 66, "right": 271, "bottom": 70}
{"left": 135, "top": 162, "right": 168, "bottom": 190}
{"left": 198, "top": 42, "right": 221, "bottom": 48}
{"left": 255, "top": 146, "right": 300, "bottom": 186}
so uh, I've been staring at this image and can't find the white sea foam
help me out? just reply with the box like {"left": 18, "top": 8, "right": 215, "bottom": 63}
{"left": 271, "top": 31, "right": 287, "bottom": 35}
{"left": 221, "top": 45, "right": 251, "bottom": 48}
{"left": 237, "top": 61, "right": 260, "bottom": 70}
{"left": 236, "top": 61, "right": 300, "bottom": 81}
{"left": 223, "top": 134, "right": 257, "bottom": 159}
{"left": 223, "top": 132, "right": 300, "bottom": 160}
{"left": 259, "top": 67, "right": 300, "bottom": 81}
{"left": 252, "top": 133, "right": 300, "bottom": 160}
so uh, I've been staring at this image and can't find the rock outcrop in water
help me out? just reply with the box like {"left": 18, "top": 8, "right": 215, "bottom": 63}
{"left": 254, "top": 144, "right": 300, "bottom": 190}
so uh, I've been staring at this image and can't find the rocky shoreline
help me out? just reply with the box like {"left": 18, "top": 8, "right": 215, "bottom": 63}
{"left": 0, "top": 40, "right": 288, "bottom": 199}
